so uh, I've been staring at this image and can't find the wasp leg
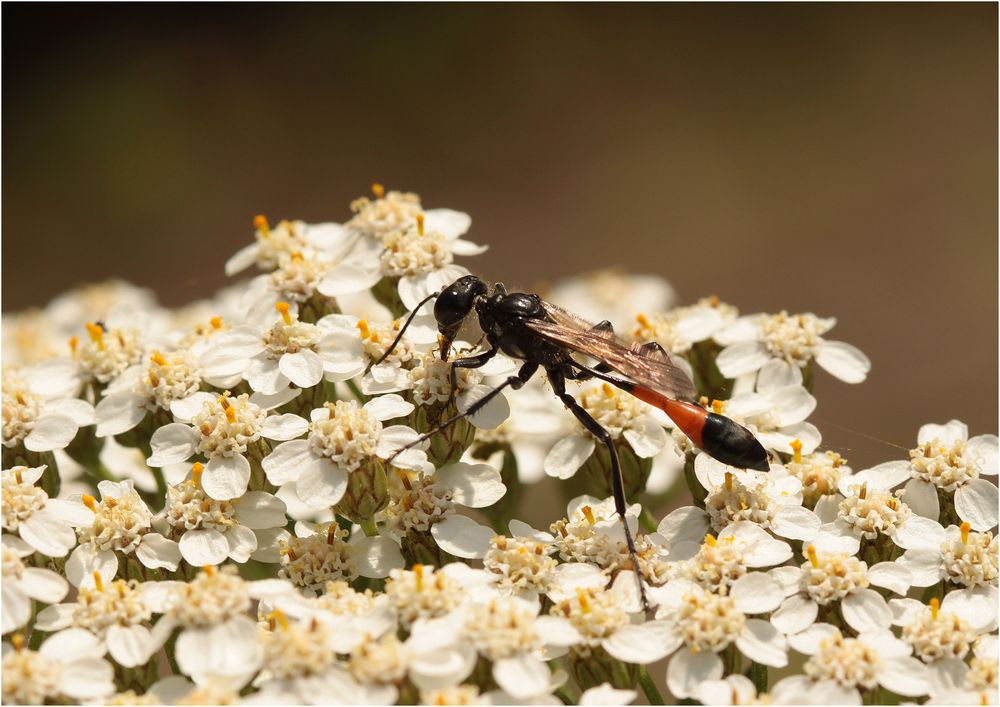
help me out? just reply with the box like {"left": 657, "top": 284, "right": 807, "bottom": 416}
{"left": 547, "top": 367, "right": 650, "bottom": 612}
{"left": 385, "top": 361, "right": 537, "bottom": 466}
{"left": 444, "top": 345, "right": 500, "bottom": 415}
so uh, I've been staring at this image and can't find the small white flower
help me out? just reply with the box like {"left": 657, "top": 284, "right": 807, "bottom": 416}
{"left": 72, "top": 319, "right": 146, "bottom": 385}
{"left": 225, "top": 216, "right": 349, "bottom": 277}
{"left": 66, "top": 479, "right": 181, "bottom": 587}
{"left": 1, "top": 534, "right": 69, "bottom": 633}
{"left": 650, "top": 580, "right": 788, "bottom": 699}
{"left": 630, "top": 296, "right": 736, "bottom": 355}
{"left": 544, "top": 382, "right": 667, "bottom": 480}
{"left": 2, "top": 367, "right": 94, "bottom": 453}
{"left": 147, "top": 391, "right": 307, "bottom": 500}
{"left": 715, "top": 310, "right": 871, "bottom": 384}
{"left": 276, "top": 521, "right": 404, "bottom": 592}
{"left": 1, "top": 466, "right": 89, "bottom": 557}
{"left": 2, "top": 630, "right": 116, "bottom": 704}
{"left": 262, "top": 395, "right": 423, "bottom": 509}
{"left": 163, "top": 462, "right": 287, "bottom": 566}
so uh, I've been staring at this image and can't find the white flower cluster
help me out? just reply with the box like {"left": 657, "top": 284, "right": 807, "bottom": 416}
{"left": 1, "top": 186, "right": 996, "bottom": 706}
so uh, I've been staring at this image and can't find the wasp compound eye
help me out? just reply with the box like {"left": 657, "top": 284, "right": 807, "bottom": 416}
{"left": 434, "top": 275, "right": 486, "bottom": 331}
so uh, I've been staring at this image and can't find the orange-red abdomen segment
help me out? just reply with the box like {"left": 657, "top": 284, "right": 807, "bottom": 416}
{"left": 630, "top": 387, "right": 708, "bottom": 448}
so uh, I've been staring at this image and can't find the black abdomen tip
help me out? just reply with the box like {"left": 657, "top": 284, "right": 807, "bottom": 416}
{"left": 701, "top": 413, "right": 770, "bottom": 472}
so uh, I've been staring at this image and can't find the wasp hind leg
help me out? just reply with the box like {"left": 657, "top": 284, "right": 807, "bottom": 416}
{"left": 546, "top": 367, "right": 650, "bottom": 613}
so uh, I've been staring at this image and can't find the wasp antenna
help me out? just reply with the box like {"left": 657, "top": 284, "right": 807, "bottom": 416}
{"left": 370, "top": 290, "right": 442, "bottom": 369}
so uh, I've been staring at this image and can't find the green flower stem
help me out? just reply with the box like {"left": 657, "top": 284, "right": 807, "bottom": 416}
{"left": 360, "top": 517, "right": 379, "bottom": 537}
{"left": 554, "top": 686, "right": 575, "bottom": 705}
{"left": 345, "top": 378, "right": 369, "bottom": 404}
{"left": 639, "top": 505, "right": 658, "bottom": 534}
{"left": 637, "top": 664, "right": 665, "bottom": 705}
{"left": 748, "top": 661, "right": 768, "bottom": 696}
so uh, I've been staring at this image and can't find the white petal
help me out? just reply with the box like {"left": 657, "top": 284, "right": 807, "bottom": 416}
{"left": 201, "top": 454, "right": 251, "bottom": 500}
{"left": 603, "top": 620, "right": 680, "bottom": 664}
{"left": 2, "top": 584, "right": 31, "bottom": 634}
{"left": 811, "top": 522, "right": 861, "bottom": 555}
{"left": 867, "top": 561, "right": 912, "bottom": 595}
{"left": 548, "top": 563, "right": 610, "bottom": 602}
{"left": 879, "top": 656, "right": 930, "bottom": 697}
{"left": 450, "top": 238, "right": 489, "bottom": 256}
{"left": 235, "top": 491, "right": 287, "bottom": 529}
{"left": 435, "top": 462, "right": 505, "bottom": 508}
{"left": 787, "top": 622, "right": 839, "bottom": 655}
{"left": 544, "top": 435, "right": 595, "bottom": 480}
{"left": 580, "top": 684, "right": 637, "bottom": 706}
{"left": 375, "top": 425, "right": 428, "bottom": 470}
{"left": 40, "top": 627, "right": 103, "bottom": 661}
{"left": 901, "top": 478, "right": 940, "bottom": 519}
{"left": 771, "top": 594, "right": 818, "bottom": 634}
{"left": 169, "top": 391, "right": 216, "bottom": 423}
{"left": 351, "top": 535, "right": 404, "bottom": 578}
{"left": 225, "top": 525, "right": 258, "bottom": 563}
{"left": 135, "top": 533, "right": 181, "bottom": 571}
{"left": 20, "top": 567, "right": 69, "bottom": 604}
{"left": 278, "top": 350, "right": 325, "bottom": 389}
{"left": 296, "top": 457, "right": 348, "bottom": 507}
{"left": 147, "top": 423, "right": 199, "bottom": 466}
{"left": 839, "top": 460, "right": 910, "bottom": 495}
{"left": 955, "top": 479, "right": 999, "bottom": 531}
{"left": 716, "top": 341, "right": 770, "bottom": 378}
{"left": 918, "top": 420, "right": 969, "bottom": 446}
{"left": 34, "top": 603, "right": 76, "bottom": 632}
{"left": 318, "top": 264, "right": 382, "bottom": 297}
{"left": 179, "top": 528, "right": 229, "bottom": 566}
{"left": 621, "top": 417, "right": 667, "bottom": 459}
{"left": 770, "top": 505, "right": 820, "bottom": 541}
{"left": 756, "top": 359, "right": 802, "bottom": 392}
{"left": 896, "top": 548, "right": 941, "bottom": 587}
{"left": 423, "top": 208, "right": 471, "bottom": 239}
{"left": 107, "top": 624, "right": 153, "bottom": 667}
{"left": 225, "top": 243, "right": 259, "bottom": 275}
{"left": 95, "top": 391, "right": 146, "bottom": 437}
{"left": 65, "top": 545, "right": 117, "bottom": 588}
{"left": 736, "top": 619, "right": 788, "bottom": 668}
{"left": 19, "top": 510, "right": 76, "bottom": 557}
{"left": 24, "top": 414, "right": 78, "bottom": 452}
{"left": 249, "top": 387, "right": 301, "bottom": 411}
{"left": 967, "top": 434, "right": 998, "bottom": 476}
{"left": 730, "top": 573, "right": 784, "bottom": 614}
{"left": 815, "top": 341, "right": 870, "bottom": 383}
{"left": 457, "top": 384, "right": 510, "bottom": 430}
{"left": 262, "top": 439, "right": 313, "bottom": 485}
{"left": 941, "top": 586, "right": 998, "bottom": 632}
{"left": 60, "top": 658, "right": 116, "bottom": 699}
{"left": 363, "top": 393, "right": 415, "bottom": 421}
{"left": 657, "top": 506, "right": 710, "bottom": 546}
{"left": 841, "top": 588, "right": 892, "bottom": 632}
{"left": 891, "top": 515, "right": 946, "bottom": 550}
{"left": 246, "top": 358, "right": 287, "bottom": 394}
{"left": 493, "top": 654, "right": 551, "bottom": 700}
{"left": 666, "top": 649, "right": 723, "bottom": 699}
{"left": 431, "top": 514, "right": 494, "bottom": 559}
{"left": 260, "top": 413, "right": 309, "bottom": 441}
{"left": 770, "top": 386, "right": 817, "bottom": 427}
{"left": 533, "top": 615, "right": 584, "bottom": 647}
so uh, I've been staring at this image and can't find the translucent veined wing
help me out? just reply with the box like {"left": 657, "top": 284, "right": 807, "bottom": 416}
{"left": 526, "top": 304, "right": 699, "bottom": 402}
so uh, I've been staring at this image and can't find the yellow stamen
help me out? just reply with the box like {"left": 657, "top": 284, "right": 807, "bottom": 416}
{"left": 11, "top": 634, "right": 24, "bottom": 651}
{"left": 14, "top": 469, "right": 23, "bottom": 484}
{"left": 981, "top": 692, "right": 988, "bottom": 706}
{"left": 210, "top": 316, "right": 223, "bottom": 330}
{"left": 416, "top": 213, "right": 425, "bottom": 236}
{"left": 930, "top": 597, "right": 940, "bottom": 620}
{"left": 581, "top": 505, "right": 596, "bottom": 525}
{"left": 807, "top": 545, "right": 819, "bottom": 568}
{"left": 191, "top": 462, "right": 203, "bottom": 487}
{"left": 707, "top": 295, "right": 720, "bottom": 307}
{"left": 275, "top": 301, "right": 293, "bottom": 325}
{"left": 602, "top": 383, "right": 615, "bottom": 397}
{"left": 93, "top": 571, "right": 104, "bottom": 592}
{"left": 704, "top": 534, "right": 717, "bottom": 547}
{"left": 105, "top": 497, "right": 117, "bottom": 509}
{"left": 414, "top": 564, "right": 424, "bottom": 592}
{"left": 961, "top": 522, "right": 971, "bottom": 544}
{"left": 85, "top": 322, "right": 105, "bottom": 350}
{"left": 68, "top": 336, "right": 79, "bottom": 356}
{"left": 149, "top": 372, "right": 160, "bottom": 388}
{"left": 219, "top": 393, "right": 236, "bottom": 423}
{"left": 517, "top": 545, "right": 527, "bottom": 555}
{"left": 577, "top": 589, "right": 591, "bottom": 613}
{"left": 635, "top": 312, "right": 651, "bottom": 328}
{"left": 356, "top": 319, "right": 371, "bottom": 339}
{"left": 711, "top": 399, "right": 725, "bottom": 414}
{"left": 371, "top": 183, "right": 385, "bottom": 199}
{"left": 725, "top": 472, "right": 734, "bottom": 491}
{"left": 203, "top": 565, "right": 215, "bottom": 576}
{"left": 859, "top": 482, "right": 868, "bottom": 500}
{"left": 150, "top": 351, "right": 168, "bottom": 367}
{"left": 266, "top": 609, "right": 289, "bottom": 631}
{"left": 254, "top": 214, "right": 270, "bottom": 236}
{"left": 82, "top": 494, "right": 97, "bottom": 512}
{"left": 326, "top": 524, "right": 337, "bottom": 544}
{"left": 290, "top": 251, "right": 304, "bottom": 262}
{"left": 790, "top": 438, "right": 803, "bottom": 464}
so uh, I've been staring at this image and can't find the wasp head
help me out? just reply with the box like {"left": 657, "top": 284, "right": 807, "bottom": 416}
{"left": 434, "top": 275, "right": 487, "bottom": 360}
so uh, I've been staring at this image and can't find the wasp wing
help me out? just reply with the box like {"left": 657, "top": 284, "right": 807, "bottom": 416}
{"left": 523, "top": 315, "right": 699, "bottom": 402}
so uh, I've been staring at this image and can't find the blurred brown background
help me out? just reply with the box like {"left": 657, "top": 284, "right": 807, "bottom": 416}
{"left": 3, "top": 4, "right": 997, "bottom": 468}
